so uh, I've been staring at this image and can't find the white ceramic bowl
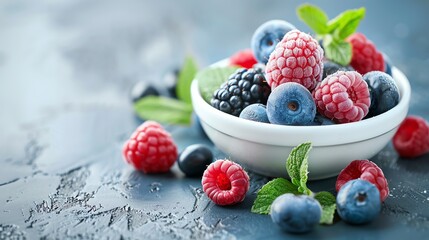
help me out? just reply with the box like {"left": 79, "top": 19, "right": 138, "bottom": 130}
{"left": 191, "top": 61, "right": 411, "bottom": 180}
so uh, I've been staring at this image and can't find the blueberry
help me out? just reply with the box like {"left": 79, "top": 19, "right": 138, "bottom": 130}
{"left": 336, "top": 179, "right": 381, "bottom": 224}
{"left": 267, "top": 82, "right": 316, "bottom": 125}
{"left": 270, "top": 193, "right": 322, "bottom": 233}
{"left": 251, "top": 20, "right": 296, "bottom": 64}
{"left": 363, "top": 71, "right": 399, "bottom": 118}
{"left": 177, "top": 144, "right": 213, "bottom": 177}
{"left": 239, "top": 104, "right": 270, "bottom": 123}
{"left": 382, "top": 52, "right": 393, "bottom": 76}
{"left": 322, "top": 60, "right": 354, "bottom": 80}
{"left": 309, "top": 114, "right": 335, "bottom": 126}
{"left": 130, "top": 81, "right": 160, "bottom": 103}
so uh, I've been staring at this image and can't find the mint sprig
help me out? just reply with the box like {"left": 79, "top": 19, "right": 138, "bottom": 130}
{"left": 286, "top": 142, "right": 312, "bottom": 195}
{"left": 297, "top": 4, "right": 365, "bottom": 65}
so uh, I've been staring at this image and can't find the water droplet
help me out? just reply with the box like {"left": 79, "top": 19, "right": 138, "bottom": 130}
{"left": 150, "top": 182, "right": 162, "bottom": 193}
{"left": 423, "top": 190, "right": 427, "bottom": 194}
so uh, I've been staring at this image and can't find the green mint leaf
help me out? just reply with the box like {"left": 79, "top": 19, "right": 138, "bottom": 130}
{"left": 330, "top": 8, "right": 366, "bottom": 40}
{"left": 176, "top": 56, "right": 198, "bottom": 104}
{"left": 251, "top": 178, "right": 300, "bottom": 214}
{"left": 314, "top": 191, "right": 337, "bottom": 224}
{"left": 134, "top": 96, "right": 193, "bottom": 125}
{"left": 297, "top": 4, "right": 329, "bottom": 34}
{"left": 286, "top": 142, "right": 312, "bottom": 195}
{"left": 324, "top": 40, "right": 352, "bottom": 66}
{"left": 196, "top": 66, "right": 238, "bottom": 103}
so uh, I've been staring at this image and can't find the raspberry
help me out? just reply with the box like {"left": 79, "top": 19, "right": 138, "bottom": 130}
{"left": 393, "top": 116, "right": 429, "bottom": 158}
{"left": 265, "top": 30, "right": 324, "bottom": 91}
{"left": 336, "top": 160, "right": 389, "bottom": 202}
{"left": 347, "top": 33, "right": 385, "bottom": 75}
{"left": 201, "top": 160, "right": 250, "bottom": 206}
{"left": 229, "top": 49, "right": 258, "bottom": 69}
{"left": 313, "top": 71, "right": 370, "bottom": 123}
{"left": 122, "top": 121, "right": 178, "bottom": 173}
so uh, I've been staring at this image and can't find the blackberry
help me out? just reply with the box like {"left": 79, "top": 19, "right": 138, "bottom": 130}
{"left": 322, "top": 60, "right": 354, "bottom": 80}
{"left": 210, "top": 68, "right": 271, "bottom": 116}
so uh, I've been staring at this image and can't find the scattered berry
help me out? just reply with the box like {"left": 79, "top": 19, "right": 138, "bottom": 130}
{"left": 347, "top": 33, "right": 385, "bottom": 75}
{"left": 229, "top": 49, "right": 258, "bottom": 69}
{"left": 336, "top": 160, "right": 389, "bottom": 202}
{"left": 265, "top": 30, "right": 324, "bottom": 91}
{"left": 178, "top": 144, "right": 213, "bottom": 177}
{"left": 239, "top": 104, "right": 270, "bottom": 123}
{"left": 211, "top": 68, "right": 271, "bottom": 116}
{"left": 251, "top": 20, "right": 296, "bottom": 64}
{"left": 122, "top": 121, "right": 178, "bottom": 173}
{"left": 267, "top": 82, "right": 316, "bottom": 125}
{"left": 202, "top": 160, "right": 250, "bottom": 206}
{"left": 313, "top": 71, "right": 370, "bottom": 123}
{"left": 393, "top": 116, "right": 429, "bottom": 158}
{"left": 336, "top": 179, "right": 381, "bottom": 224}
{"left": 322, "top": 60, "right": 354, "bottom": 80}
{"left": 270, "top": 193, "right": 322, "bottom": 233}
{"left": 130, "top": 81, "right": 159, "bottom": 103}
{"left": 363, "top": 71, "right": 399, "bottom": 118}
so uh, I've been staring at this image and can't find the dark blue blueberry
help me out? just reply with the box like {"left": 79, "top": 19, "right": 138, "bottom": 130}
{"left": 130, "top": 81, "right": 160, "bottom": 103}
{"left": 382, "top": 52, "right": 393, "bottom": 76}
{"left": 322, "top": 60, "right": 354, "bottom": 80}
{"left": 336, "top": 179, "right": 381, "bottom": 224}
{"left": 251, "top": 20, "right": 296, "bottom": 64}
{"left": 177, "top": 144, "right": 213, "bottom": 177}
{"left": 267, "top": 82, "right": 316, "bottom": 125}
{"left": 363, "top": 71, "right": 399, "bottom": 118}
{"left": 239, "top": 104, "right": 270, "bottom": 123}
{"left": 270, "top": 193, "right": 322, "bottom": 233}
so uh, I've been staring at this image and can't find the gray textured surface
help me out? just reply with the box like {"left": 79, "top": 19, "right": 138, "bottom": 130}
{"left": 1, "top": 0, "right": 429, "bottom": 239}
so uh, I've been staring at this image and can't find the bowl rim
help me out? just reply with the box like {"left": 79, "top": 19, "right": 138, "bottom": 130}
{"left": 191, "top": 61, "right": 411, "bottom": 146}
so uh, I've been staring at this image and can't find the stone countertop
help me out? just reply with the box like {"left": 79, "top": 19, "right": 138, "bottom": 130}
{"left": 1, "top": 0, "right": 428, "bottom": 239}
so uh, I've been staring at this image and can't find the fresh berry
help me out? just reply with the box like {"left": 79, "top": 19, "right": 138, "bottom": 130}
{"left": 267, "top": 82, "right": 316, "bottom": 125}
{"left": 211, "top": 68, "right": 271, "bottom": 116}
{"left": 322, "top": 60, "right": 354, "bottom": 80}
{"left": 382, "top": 52, "right": 393, "bottom": 76}
{"left": 347, "top": 33, "right": 385, "bottom": 75}
{"left": 393, "top": 116, "right": 429, "bottom": 158}
{"left": 336, "top": 160, "right": 389, "bottom": 202}
{"left": 229, "top": 49, "right": 258, "bottom": 69}
{"left": 265, "top": 30, "right": 324, "bottom": 91}
{"left": 309, "top": 114, "right": 335, "bottom": 126}
{"left": 239, "top": 104, "right": 270, "bottom": 123}
{"left": 251, "top": 20, "right": 296, "bottom": 64}
{"left": 336, "top": 179, "right": 381, "bottom": 225}
{"left": 363, "top": 71, "right": 399, "bottom": 118}
{"left": 313, "top": 71, "right": 370, "bottom": 123}
{"left": 130, "top": 81, "right": 160, "bottom": 103}
{"left": 178, "top": 144, "right": 213, "bottom": 177}
{"left": 122, "top": 121, "right": 178, "bottom": 173}
{"left": 202, "top": 160, "right": 250, "bottom": 206}
{"left": 270, "top": 193, "right": 322, "bottom": 233}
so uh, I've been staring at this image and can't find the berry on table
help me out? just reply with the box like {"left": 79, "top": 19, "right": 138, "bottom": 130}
{"left": 270, "top": 193, "right": 322, "bottom": 233}
{"left": 336, "top": 160, "right": 389, "bottom": 202}
{"left": 229, "top": 49, "right": 258, "bottom": 69}
{"left": 267, "top": 82, "right": 316, "bottom": 125}
{"left": 251, "top": 20, "right": 296, "bottom": 64}
{"left": 178, "top": 144, "right": 213, "bottom": 177}
{"left": 336, "top": 179, "right": 381, "bottom": 225}
{"left": 313, "top": 71, "right": 370, "bottom": 123}
{"left": 265, "top": 30, "right": 324, "bottom": 91}
{"left": 239, "top": 104, "right": 270, "bottom": 123}
{"left": 363, "top": 71, "right": 399, "bottom": 118}
{"left": 211, "top": 68, "right": 271, "bottom": 117}
{"left": 322, "top": 60, "right": 354, "bottom": 80}
{"left": 122, "top": 121, "right": 178, "bottom": 173}
{"left": 130, "top": 81, "right": 160, "bottom": 103}
{"left": 347, "top": 33, "right": 385, "bottom": 75}
{"left": 202, "top": 160, "right": 250, "bottom": 206}
{"left": 393, "top": 116, "right": 429, "bottom": 158}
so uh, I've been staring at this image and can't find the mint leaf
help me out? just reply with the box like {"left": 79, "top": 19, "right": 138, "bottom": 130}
{"left": 324, "top": 40, "right": 352, "bottom": 66}
{"left": 329, "top": 8, "right": 366, "bottom": 40}
{"left": 314, "top": 191, "right": 337, "bottom": 224}
{"left": 176, "top": 56, "right": 198, "bottom": 104}
{"left": 297, "top": 4, "right": 329, "bottom": 34}
{"left": 251, "top": 178, "right": 300, "bottom": 214}
{"left": 286, "top": 142, "right": 312, "bottom": 195}
{"left": 134, "top": 96, "right": 193, "bottom": 125}
{"left": 196, "top": 66, "right": 238, "bottom": 103}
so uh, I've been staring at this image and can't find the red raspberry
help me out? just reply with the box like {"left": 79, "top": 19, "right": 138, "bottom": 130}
{"left": 229, "top": 49, "right": 258, "bottom": 69}
{"left": 265, "top": 30, "right": 324, "bottom": 91}
{"left": 313, "top": 71, "right": 370, "bottom": 123}
{"left": 336, "top": 160, "right": 389, "bottom": 202}
{"left": 393, "top": 116, "right": 429, "bottom": 158}
{"left": 202, "top": 160, "right": 250, "bottom": 206}
{"left": 122, "top": 121, "right": 178, "bottom": 173}
{"left": 347, "top": 33, "right": 385, "bottom": 75}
